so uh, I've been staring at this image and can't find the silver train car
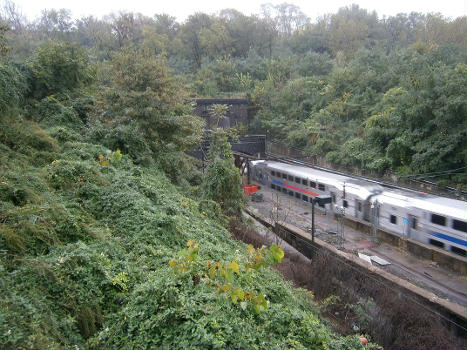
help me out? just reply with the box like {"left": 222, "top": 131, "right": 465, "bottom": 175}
{"left": 249, "top": 160, "right": 467, "bottom": 257}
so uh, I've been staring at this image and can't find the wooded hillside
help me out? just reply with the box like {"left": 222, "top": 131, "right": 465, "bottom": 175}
{"left": 0, "top": 2, "right": 465, "bottom": 348}
{"left": 2, "top": 3, "right": 466, "bottom": 186}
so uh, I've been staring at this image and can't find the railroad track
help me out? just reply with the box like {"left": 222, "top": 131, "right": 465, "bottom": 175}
{"left": 365, "top": 247, "right": 467, "bottom": 306}
{"left": 269, "top": 194, "right": 467, "bottom": 307}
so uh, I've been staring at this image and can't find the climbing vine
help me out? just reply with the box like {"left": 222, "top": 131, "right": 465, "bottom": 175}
{"left": 169, "top": 240, "right": 284, "bottom": 313}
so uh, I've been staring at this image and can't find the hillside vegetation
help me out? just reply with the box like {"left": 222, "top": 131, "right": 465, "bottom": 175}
{"left": 0, "top": 29, "right": 375, "bottom": 350}
{"left": 0, "top": 2, "right": 464, "bottom": 347}
{"left": 1, "top": 3, "right": 466, "bottom": 186}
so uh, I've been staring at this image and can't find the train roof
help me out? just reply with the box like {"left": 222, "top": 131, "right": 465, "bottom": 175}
{"left": 262, "top": 161, "right": 382, "bottom": 199}
{"left": 264, "top": 161, "right": 347, "bottom": 181}
{"left": 370, "top": 190, "right": 415, "bottom": 209}
{"left": 372, "top": 189, "right": 467, "bottom": 221}
{"left": 411, "top": 196, "right": 467, "bottom": 221}
{"left": 252, "top": 160, "right": 467, "bottom": 220}
{"left": 344, "top": 179, "right": 384, "bottom": 198}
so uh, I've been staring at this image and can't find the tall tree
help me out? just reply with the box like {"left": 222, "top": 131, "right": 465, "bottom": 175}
{"left": 180, "top": 13, "right": 213, "bottom": 68}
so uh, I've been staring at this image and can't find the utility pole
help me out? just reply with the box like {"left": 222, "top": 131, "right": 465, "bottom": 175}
{"left": 311, "top": 196, "right": 332, "bottom": 243}
{"left": 312, "top": 198, "right": 315, "bottom": 243}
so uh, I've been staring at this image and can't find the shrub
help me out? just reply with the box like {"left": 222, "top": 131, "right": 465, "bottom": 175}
{"left": 46, "top": 159, "right": 108, "bottom": 191}
{"left": 0, "top": 116, "right": 59, "bottom": 157}
{"left": 200, "top": 133, "right": 244, "bottom": 215}
{"left": 86, "top": 119, "right": 153, "bottom": 165}
{"left": 35, "top": 96, "right": 85, "bottom": 130}
{"left": 0, "top": 62, "right": 28, "bottom": 112}
{"left": 28, "top": 41, "right": 93, "bottom": 99}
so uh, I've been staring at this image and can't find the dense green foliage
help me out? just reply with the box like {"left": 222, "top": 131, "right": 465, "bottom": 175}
{"left": 1, "top": 4, "right": 465, "bottom": 185}
{"left": 252, "top": 46, "right": 467, "bottom": 184}
{"left": 200, "top": 132, "right": 245, "bottom": 216}
{"left": 28, "top": 41, "right": 93, "bottom": 99}
{"left": 2, "top": 2, "right": 461, "bottom": 184}
{"left": 0, "top": 2, "right": 464, "bottom": 347}
{"left": 0, "top": 19, "right": 377, "bottom": 349}
{"left": 0, "top": 60, "right": 28, "bottom": 111}
{"left": 0, "top": 101, "right": 369, "bottom": 350}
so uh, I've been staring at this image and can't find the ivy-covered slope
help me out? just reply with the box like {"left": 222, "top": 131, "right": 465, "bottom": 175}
{"left": 0, "top": 112, "right": 371, "bottom": 349}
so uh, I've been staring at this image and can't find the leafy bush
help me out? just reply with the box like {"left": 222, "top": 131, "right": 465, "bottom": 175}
{"left": 200, "top": 133, "right": 244, "bottom": 215}
{"left": 95, "top": 48, "right": 204, "bottom": 169}
{"left": 0, "top": 114, "right": 378, "bottom": 349}
{"left": 0, "top": 116, "right": 59, "bottom": 169}
{"left": 48, "top": 126, "right": 82, "bottom": 143}
{"left": 86, "top": 119, "right": 154, "bottom": 165}
{"left": 35, "top": 95, "right": 85, "bottom": 130}
{"left": 28, "top": 41, "right": 93, "bottom": 99}
{"left": 0, "top": 62, "right": 29, "bottom": 112}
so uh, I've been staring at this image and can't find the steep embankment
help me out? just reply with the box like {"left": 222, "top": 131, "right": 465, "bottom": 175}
{"left": 0, "top": 113, "right": 373, "bottom": 349}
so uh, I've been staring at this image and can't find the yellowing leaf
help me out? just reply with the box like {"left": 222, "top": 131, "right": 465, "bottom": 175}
{"left": 169, "top": 260, "right": 176, "bottom": 267}
{"left": 228, "top": 261, "right": 239, "bottom": 274}
{"left": 209, "top": 267, "right": 216, "bottom": 278}
{"left": 220, "top": 285, "right": 231, "bottom": 291}
{"left": 234, "top": 289, "right": 245, "bottom": 300}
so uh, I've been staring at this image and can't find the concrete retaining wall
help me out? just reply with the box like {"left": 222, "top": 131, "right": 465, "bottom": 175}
{"left": 245, "top": 207, "right": 467, "bottom": 335}
{"left": 342, "top": 216, "right": 467, "bottom": 275}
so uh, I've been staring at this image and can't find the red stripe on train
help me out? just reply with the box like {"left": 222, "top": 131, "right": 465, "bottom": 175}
{"left": 284, "top": 183, "right": 319, "bottom": 198}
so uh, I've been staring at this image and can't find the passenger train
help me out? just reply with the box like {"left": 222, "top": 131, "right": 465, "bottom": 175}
{"left": 249, "top": 160, "right": 467, "bottom": 258}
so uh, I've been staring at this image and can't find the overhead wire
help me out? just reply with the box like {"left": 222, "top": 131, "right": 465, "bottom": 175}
{"left": 399, "top": 166, "right": 467, "bottom": 179}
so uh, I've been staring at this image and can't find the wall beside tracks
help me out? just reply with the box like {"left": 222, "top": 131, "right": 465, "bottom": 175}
{"left": 245, "top": 207, "right": 467, "bottom": 336}
{"left": 342, "top": 216, "right": 467, "bottom": 275}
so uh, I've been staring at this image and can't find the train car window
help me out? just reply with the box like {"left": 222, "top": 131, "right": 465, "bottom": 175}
{"left": 271, "top": 184, "right": 276, "bottom": 190}
{"left": 429, "top": 239, "right": 444, "bottom": 248}
{"left": 271, "top": 171, "right": 276, "bottom": 176}
{"left": 390, "top": 215, "right": 397, "bottom": 224}
{"left": 453, "top": 219, "right": 467, "bottom": 233}
{"left": 411, "top": 217, "right": 418, "bottom": 229}
{"left": 288, "top": 190, "right": 293, "bottom": 197}
{"left": 357, "top": 202, "right": 362, "bottom": 212}
{"left": 295, "top": 177, "right": 301, "bottom": 184}
{"left": 302, "top": 179, "right": 308, "bottom": 186}
{"left": 302, "top": 195, "right": 308, "bottom": 202}
{"left": 451, "top": 246, "right": 466, "bottom": 257}
{"left": 431, "top": 214, "right": 446, "bottom": 226}
{"left": 288, "top": 175, "right": 293, "bottom": 181}
{"left": 318, "top": 202, "right": 325, "bottom": 208}
{"left": 282, "top": 187, "right": 288, "bottom": 194}
{"left": 282, "top": 173, "right": 287, "bottom": 179}
{"left": 318, "top": 184, "right": 325, "bottom": 191}
{"left": 295, "top": 192, "right": 300, "bottom": 199}
{"left": 276, "top": 172, "right": 281, "bottom": 178}
{"left": 331, "top": 192, "right": 336, "bottom": 203}
{"left": 310, "top": 181, "right": 316, "bottom": 188}
{"left": 343, "top": 200, "right": 348, "bottom": 208}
